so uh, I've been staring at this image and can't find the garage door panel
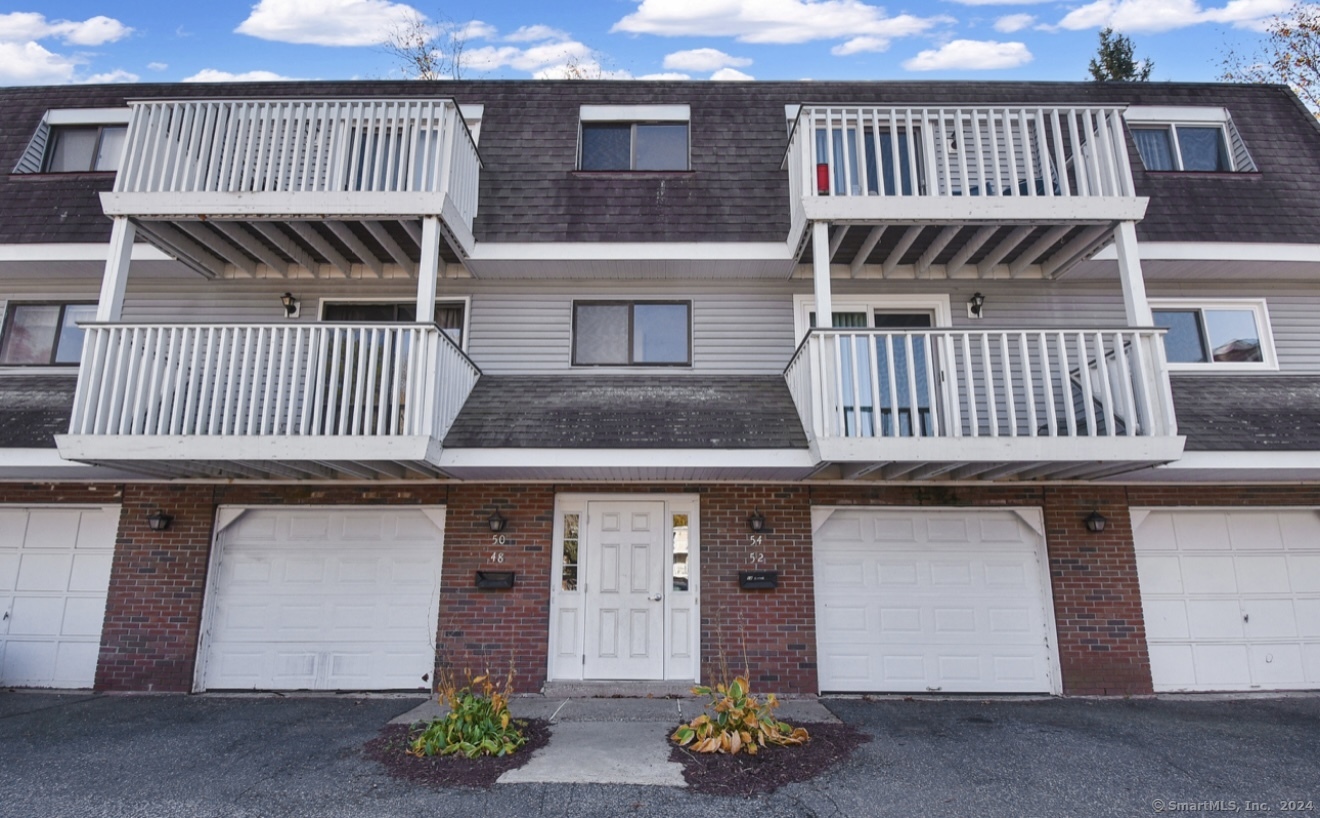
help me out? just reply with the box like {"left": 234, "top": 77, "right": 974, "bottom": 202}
{"left": 1305, "top": 645, "right": 1320, "bottom": 682}
{"left": 0, "top": 554, "right": 18, "bottom": 590}
{"left": 68, "top": 553, "right": 113, "bottom": 592}
{"left": 2, "top": 641, "right": 58, "bottom": 683}
{"left": 1135, "top": 509, "right": 1320, "bottom": 692}
{"left": 819, "top": 515, "right": 864, "bottom": 541}
{"left": 815, "top": 508, "right": 1055, "bottom": 694}
{"left": 52, "top": 641, "right": 98, "bottom": 683}
{"left": 61, "top": 597, "right": 108, "bottom": 636}
{"left": 200, "top": 507, "right": 443, "bottom": 691}
{"left": 23, "top": 511, "right": 81, "bottom": 549}
{"left": 74, "top": 511, "right": 117, "bottom": 549}
{"left": 0, "top": 510, "right": 30, "bottom": 542}
{"left": 15, "top": 554, "right": 72, "bottom": 592}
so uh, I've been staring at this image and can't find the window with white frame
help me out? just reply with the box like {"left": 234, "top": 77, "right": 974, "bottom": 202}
{"left": 13, "top": 108, "right": 132, "bottom": 175}
{"left": 572, "top": 300, "right": 691, "bottom": 366}
{"left": 1124, "top": 106, "right": 1255, "bottom": 173}
{"left": 320, "top": 299, "right": 468, "bottom": 347}
{"left": 0, "top": 302, "right": 96, "bottom": 365}
{"left": 1150, "top": 299, "right": 1276, "bottom": 370}
{"left": 579, "top": 105, "right": 690, "bottom": 171}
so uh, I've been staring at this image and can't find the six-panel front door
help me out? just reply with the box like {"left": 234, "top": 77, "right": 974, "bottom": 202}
{"left": 582, "top": 501, "right": 666, "bottom": 680}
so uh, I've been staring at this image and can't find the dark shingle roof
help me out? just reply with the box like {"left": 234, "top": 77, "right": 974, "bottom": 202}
{"left": 0, "top": 374, "right": 75, "bottom": 448}
{"left": 443, "top": 375, "right": 808, "bottom": 449}
{"left": 1172, "top": 375, "right": 1320, "bottom": 451}
{"left": 2, "top": 80, "right": 1320, "bottom": 246}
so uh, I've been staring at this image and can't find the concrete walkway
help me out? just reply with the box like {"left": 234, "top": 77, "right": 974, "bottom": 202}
{"left": 391, "top": 695, "right": 839, "bottom": 786}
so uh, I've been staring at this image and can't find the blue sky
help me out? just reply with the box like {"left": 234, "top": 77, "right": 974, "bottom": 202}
{"left": 0, "top": 0, "right": 1292, "bottom": 85}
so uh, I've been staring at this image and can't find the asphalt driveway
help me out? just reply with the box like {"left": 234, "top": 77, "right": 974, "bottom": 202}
{"left": 1, "top": 690, "right": 1316, "bottom": 818}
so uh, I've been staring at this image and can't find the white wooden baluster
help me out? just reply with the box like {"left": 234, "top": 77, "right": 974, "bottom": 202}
{"left": 1076, "top": 331, "right": 1097, "bottom": 436}
{"left": 999, "top": 333, "right": 1017, "bottom": 436}
{"left": 961, "top": 334, "right": 978, "bottom": 437}
{"left": 922, "top": 334, "right": 940, "bottom": 436}
{"left": 1038, "top": 331, "right": 1057, "bottom": 437}
{"left": 1114, "top": 331, "right": 1139, "bottom": 436}
{"left": 1055, "top": 332, "right": 1076, "bottom": 436}
{"left": 903, "top": 334, "right": 921, "bottom": 437}
{"left": 884, "top": 335, "right": 899, "bottom": 438}
{"left": 1092, "top": 331, "right": 1116, "bottom": 436}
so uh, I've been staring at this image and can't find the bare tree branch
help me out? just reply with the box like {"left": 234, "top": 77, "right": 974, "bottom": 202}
{"left": 1222, "top": 2, "right": 1320, "bottom": 115}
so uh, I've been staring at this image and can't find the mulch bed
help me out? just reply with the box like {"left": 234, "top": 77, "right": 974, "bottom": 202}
{"left": 669, "top": 722, "right": 871, "bottom": 798}
{"left": 363, "top": 718, "right": 551, "bottom": 790}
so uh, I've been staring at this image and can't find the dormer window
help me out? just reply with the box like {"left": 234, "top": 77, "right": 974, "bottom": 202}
{"left": 578, "top": 105, "right": 690, "bottom": 171}
{"left": 1124, "top": 106, "right": 1255, "bottom": 173}
{"left": 44, "top": 125, "right": 127, "bottom": 173}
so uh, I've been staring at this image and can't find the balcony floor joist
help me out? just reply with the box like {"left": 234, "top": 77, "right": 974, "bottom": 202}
{"left": 133, "top": 216, "right": 465, "bottom": 280}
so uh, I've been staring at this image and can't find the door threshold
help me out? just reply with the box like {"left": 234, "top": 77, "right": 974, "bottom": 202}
{"left": 541, "top": 680, "right": 696, "bottom": 698}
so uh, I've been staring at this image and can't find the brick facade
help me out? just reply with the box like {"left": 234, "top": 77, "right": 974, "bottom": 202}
{"left": 6, "top": 479, "right": 1314, "bottom": 696}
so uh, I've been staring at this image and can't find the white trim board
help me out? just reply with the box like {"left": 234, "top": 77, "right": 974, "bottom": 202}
{"left": 1090, "top": 242, "right": 1320, "bottom": 263}
{"left": 0, "top": 243, "right": 172, "bottom": 262}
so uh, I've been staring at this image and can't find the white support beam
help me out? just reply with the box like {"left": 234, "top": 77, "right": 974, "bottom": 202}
{"left": 289, "top": 222, "right": 352, "bottom": 278}
{"left": 327, "top": 222, "right": 384, "bottom": 278}
{"left": 364, "top": 221, "right": 417, "bottom": 277}
{"left": 916, "top": 225, "right": 961, "bottom": 277}
{"left": 812, "top": 221, "right": 833, "bottom": 327}
{"left": 177, "top": 221, "right": 258, "bottom": 277}
{"left": 401, "top": 219, "right": 423, "bottom": 251}
{"left": 883, "top": 226, "right": 924, "bottom": 277}
{"left": 140, "top": 222, "right": 226, "bottom": 279}
{"left": 213, "top": 222, "right": 291, "bottom": 277}
{"left": 977, "top": 226, "right": 1033, "bottom": 277}
{"left": 96, "top": 217, "right": 135, "bottom": 321}
{"left": 944, "top": 226, "right": 996, "bottom": 278}
{"left": 827, "top": 225, "right": 849, "bottom": 261}
{"left": 415, "top": 216, "right": 441, "bottom": 324}
{"left": 1008, "top": 225, "right": 1072, "bottom": 278}
{"left": 1114, "top": 220, "right": 1153, "bottom": 326}
{"left": 1041, "top": 223, "right": 1113, "bottom": 279}
{"left": 251, "top": 222, "right": 319, "bottom": 277}
{"left": 849, "top": 226, "right": 886, "bottom": 277}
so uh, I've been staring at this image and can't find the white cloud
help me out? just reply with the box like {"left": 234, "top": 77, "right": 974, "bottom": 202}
{"left": 463, "top": 39, "right": 595, "bottom": 73}
{"left": 1055, "top": 0, "right": 1292, "bottom": 33}
{"left": 903, "top": 39, "right": 1033, "bottom": 71}
{"left": 236, "top": 0, "right": 422, "bottom": 46}
{"left": 944, "top": 0, "right": 1052, "bottom": 4}
{"left": 994, "top": 13, "right": 1037, "bottom": 32}
{"left": 662, "top": 47, "right": 751, "bottom": 71}
{"left": 0, "top": 40, "right": 78, "bottom": 84}
{"left": 710, "top": 66, "right": 755, "bottom": 80}
{"left": 504, "top": 24, "right": 569, "bottom": 42}
{"left": 831, "top": 35, "right": 890, "bottom": 55}
{"left": 456, "top": 20, "right": 498, "bottom": 40}
{"left": 147, "top": 62, "right": 168, "bottom": 71}
{"left": 0, "top": 12, "right": 132, "bottom": 46}
{"left": 82, "top": 69, "right": 139, "bottom": 83}
{"left": 613, "top": 0, "right": 952, "bottom": 47}
{"left": 183, "top": 68, "right": 303, "bottom": 82}
{"left": 638, "top": 71, "right": 692, "bottom": 79}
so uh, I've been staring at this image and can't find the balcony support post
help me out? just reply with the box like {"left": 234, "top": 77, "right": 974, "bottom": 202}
{"left": 415, "top": 216, "right": 441, "bottom": 324}
{"left": 812, "top": 221, "right": 833, "bottom": 327}
{"left": 1114, "top": 220, "right": 1152, "bottom": 326}
{"left": 96, "top": 217, "right": 136, "bottom": 321}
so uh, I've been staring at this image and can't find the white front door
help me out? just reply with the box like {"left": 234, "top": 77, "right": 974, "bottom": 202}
{"left": 582, "top": 501, "right": 667, "bottom": 680}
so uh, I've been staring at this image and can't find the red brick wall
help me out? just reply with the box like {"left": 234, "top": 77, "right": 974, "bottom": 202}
{"left": 435, "top": 485, "right": 555, "bottom": 693}
{"left": 95, "top": 484, "right": 216, "bottom": 692}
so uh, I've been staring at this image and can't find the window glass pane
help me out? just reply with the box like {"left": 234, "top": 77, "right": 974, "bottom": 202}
{"left": 808, "top": 311, "right": 868, "bottom": 328}
{"left": 581, "top": 124, "right": 631, "bottom": 170}
{"left": 671, "top": 513, "right": 689, "bottom": 591}
{"left": 323, "top": 303, "right": 400, "bottom": 321}
{"left": 574, "top": 304, "right": 630, "bottom": 364}
{"left": 562, "top": 513, "right": 579, "bottom": 591}
{"left": 0, "top": 305, "right": 61, "bottom": 364}
{"left": 632, "top": 303, "right": 689, "bottom": 363}
{"left": 94, "top": 126, "right": 127, "bottom": 171}
{"left": 1153, "top": 309, "right": 1209, "bottom": 363}
{"left": 54, "top": 305, "right": 96, "bottom": 364}
{"left": 1176, "top": 127, "right": 1230, "bottom": 171}
{"left": 635, "top": 124, "right": 688, "bottom": 170}
{"left": 1204, "top": 309, "right": 1263, "bottom": 362}
{"left": 436, "top": 303, "right": 464, "bottom": 345}
{"left": 46, "top": 128, "right": 98, "bottom": 172}
{"left": 872, "top": 312, "right": 933, "bottom": 328}
{"left": 1132, "top": 128, "right": 1176, "bottom": 171}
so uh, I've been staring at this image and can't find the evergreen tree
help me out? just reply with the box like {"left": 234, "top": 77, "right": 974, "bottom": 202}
{"left": 1088, "top": 27, "right": 1154, "bottom": 81}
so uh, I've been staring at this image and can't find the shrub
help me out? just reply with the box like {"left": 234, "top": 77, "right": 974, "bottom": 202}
{"left": 672, "top": 676, "right": 809, "bottom": 755}
{"left": 408, "top": 666, "right": 527, "bottom": 759}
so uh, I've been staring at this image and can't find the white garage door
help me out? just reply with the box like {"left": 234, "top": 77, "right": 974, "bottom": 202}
{"left": 199, "top": 507, "right": 445, "bottom": 691}
{"left": 1134, "top": 509, "right": 1320, "bottom": 692}
{"left": 814, "top": 507, "right": 1059, "bottom": 694}
{"left": 0, "top": 506, "right": 118, "bottom": 688}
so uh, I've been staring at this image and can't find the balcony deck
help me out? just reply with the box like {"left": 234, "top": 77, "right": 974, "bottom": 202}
{"left": 99, "top": 99, "right": 481, "bottom": 279}
{"left": 786, "top": 105, "right": 1148, "bottom": 279}
{"left": 56, "top": 322, "right": 480, "bottom": 480}
{"left": 784, "top": 327, "right": 1185, "bottom": 481}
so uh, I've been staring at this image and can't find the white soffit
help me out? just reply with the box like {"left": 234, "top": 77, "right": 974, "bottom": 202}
{"left": 464, "top": 242, "right": 795, "bottom": 278}
{"left": 579, "top": 104, "right": 689, "bottom": 122}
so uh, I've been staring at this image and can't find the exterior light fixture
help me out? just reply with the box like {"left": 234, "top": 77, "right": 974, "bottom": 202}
{"left": 1084, "top": 510, "right": 1108, "bottom": 533}
{"left": 280, "top": 292, "right": 300, "bottom": 319}
{"left": 146, "top": 509, "right": 173, "bottom": 531}
{"left": 747, "top": 509, "right": 766, "bottom": 533}
{"left": 487, "top": 509, "right": 507, "bottom": 533}
{"left": 967, "top": 292, "right": 986, "bottom": 319}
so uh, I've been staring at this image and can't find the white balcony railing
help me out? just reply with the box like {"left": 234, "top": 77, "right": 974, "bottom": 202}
{"left": 785, "top": 328, "right": 1177, "bottom": 449}
{"left": 786, "top": 105, "right": 1139, "bottom": 241}
{"left": 112, "top": 98, "right": 481, "bottom": 230}
{"left": 68, "top": 322, "right": 480, "bottom": 443}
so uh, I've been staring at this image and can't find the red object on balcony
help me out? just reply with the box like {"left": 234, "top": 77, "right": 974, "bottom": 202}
{"left": 816, "top": 163, "right": 830, "bottom": 194}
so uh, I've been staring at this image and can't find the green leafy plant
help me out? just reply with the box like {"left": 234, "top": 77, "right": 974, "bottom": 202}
{"left": 672, "top": 676, "right": 809, "bottom": 755}
{"left": 409, "top": 664, "right": 527, "bottom": 759}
